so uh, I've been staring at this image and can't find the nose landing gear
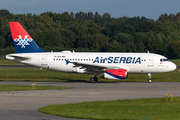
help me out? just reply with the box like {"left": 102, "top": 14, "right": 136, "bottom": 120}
{"left": 148, "top": 73, "right": 152, "bottom": 83}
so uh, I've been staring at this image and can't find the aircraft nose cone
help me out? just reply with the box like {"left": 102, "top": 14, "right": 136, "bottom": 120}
{"left": 171, "top": 62, "right": 177, "bottom": 71}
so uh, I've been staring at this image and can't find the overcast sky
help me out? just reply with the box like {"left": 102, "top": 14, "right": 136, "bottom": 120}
{"left": 0, "top": 0, "right": 180, "bottom": 20}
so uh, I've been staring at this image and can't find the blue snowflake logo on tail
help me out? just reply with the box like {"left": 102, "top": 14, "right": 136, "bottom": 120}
{"left": 14, "top": 35, "right": 33, "bottom": 48}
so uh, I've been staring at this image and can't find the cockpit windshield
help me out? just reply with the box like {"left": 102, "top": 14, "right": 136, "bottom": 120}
{"left": 160, "top": 58, "right": 169, "bottom": 62}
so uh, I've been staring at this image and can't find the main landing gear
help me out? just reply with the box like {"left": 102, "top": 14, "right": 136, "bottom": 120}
{"left": 90, "top": 73, "right": 99, "bottom": 83}
{"left": 90, "top": 76, "right": 98, "bottom": 83}
{"left": 148, "top": 73, "right": 152, "bottom": 83}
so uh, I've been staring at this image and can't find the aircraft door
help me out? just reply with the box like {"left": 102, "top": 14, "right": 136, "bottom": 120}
{"left": 148, "top": 55, "right": 154, "bottom": 66}
{"left": 41, "top": 54, "right": 48, "bottom": 65}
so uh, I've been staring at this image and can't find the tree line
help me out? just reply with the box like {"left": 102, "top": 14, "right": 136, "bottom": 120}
{"left": 0, "top": 9, "right": 180, "bottom": 59}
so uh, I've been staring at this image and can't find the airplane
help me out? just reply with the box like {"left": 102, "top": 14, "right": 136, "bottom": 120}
{"left": 6, "top": 22, "right": 177, "bottom": 83}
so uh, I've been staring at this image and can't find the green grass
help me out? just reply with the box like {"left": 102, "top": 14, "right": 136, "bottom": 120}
{"left": 0, "top": 85, "right": 72, "bottom": 91}
{"left": 0, "top": 68, "right": 93, "bottom": 82}
{"left": 39, "top": 97, "right": 180, "bottom": 120}
{"left": 0, "top": 68, "right": 180, "bottom": 82}
{"left": 0, "top": 59, "right": 23, "bottom": 65}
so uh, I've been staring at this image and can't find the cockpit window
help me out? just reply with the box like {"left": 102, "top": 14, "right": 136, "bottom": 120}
{"left": 160, "top": 58, "right": 169, "bottom": 62}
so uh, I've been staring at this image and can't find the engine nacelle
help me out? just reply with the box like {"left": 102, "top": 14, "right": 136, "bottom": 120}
{"left": 100, "top": 69, "right": 127, "bottom": 80}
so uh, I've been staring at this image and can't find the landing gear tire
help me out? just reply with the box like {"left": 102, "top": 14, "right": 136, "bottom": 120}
{"left": 148, "top": 73, "right": 152, "bottom": 83}
{"left": 90, "top": 76, "right": 98, "bottom": 83}
{"left": 148, "top": 79, "right": 152, "bottom": 83}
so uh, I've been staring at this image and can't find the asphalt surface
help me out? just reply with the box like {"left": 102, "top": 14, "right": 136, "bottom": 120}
{"left": 0, "top": 81, "right": 180, "bottom": 120}
{"left": 0, "top": 65, "right": 180, "bottom": 119}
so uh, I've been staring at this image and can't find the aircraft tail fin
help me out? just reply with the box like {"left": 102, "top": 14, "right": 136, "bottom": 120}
{"left": 9, "top": 22, "right": 45, "bottom": 53}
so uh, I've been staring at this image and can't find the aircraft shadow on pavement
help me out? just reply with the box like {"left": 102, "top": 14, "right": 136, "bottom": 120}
{"left": 53, "top": 78, "right": 89, "bottom": 83}
{"left": 53, "top": 78, "right": 138, "bottom": 83}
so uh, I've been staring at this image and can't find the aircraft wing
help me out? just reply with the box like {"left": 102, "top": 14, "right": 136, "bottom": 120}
{"left": 65, "top": 60, "right": 129, "bottom": 72}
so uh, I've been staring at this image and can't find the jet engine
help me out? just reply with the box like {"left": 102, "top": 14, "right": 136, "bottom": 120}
{"left": 100, "top": 69, "right": 127, "bottom": 80}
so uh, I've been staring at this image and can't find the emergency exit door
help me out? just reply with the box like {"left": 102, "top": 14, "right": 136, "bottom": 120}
{"left": 148, "top": 55, "right": 154, "bottom": 66}
{"left": 41, "top": 54, "right": 47, "bottom": 65}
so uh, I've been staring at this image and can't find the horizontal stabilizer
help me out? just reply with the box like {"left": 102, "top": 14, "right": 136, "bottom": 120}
{"left": 6, "top": 54, "right": 30, "bottom": 61}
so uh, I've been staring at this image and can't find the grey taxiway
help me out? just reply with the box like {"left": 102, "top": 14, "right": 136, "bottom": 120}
{"left": 0, "top": 81, "right": 180, "bottom": 120}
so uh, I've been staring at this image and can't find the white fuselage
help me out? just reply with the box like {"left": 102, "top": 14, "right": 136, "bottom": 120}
{"left": 6, "top": 52, "right": 176, "bottom": 75}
